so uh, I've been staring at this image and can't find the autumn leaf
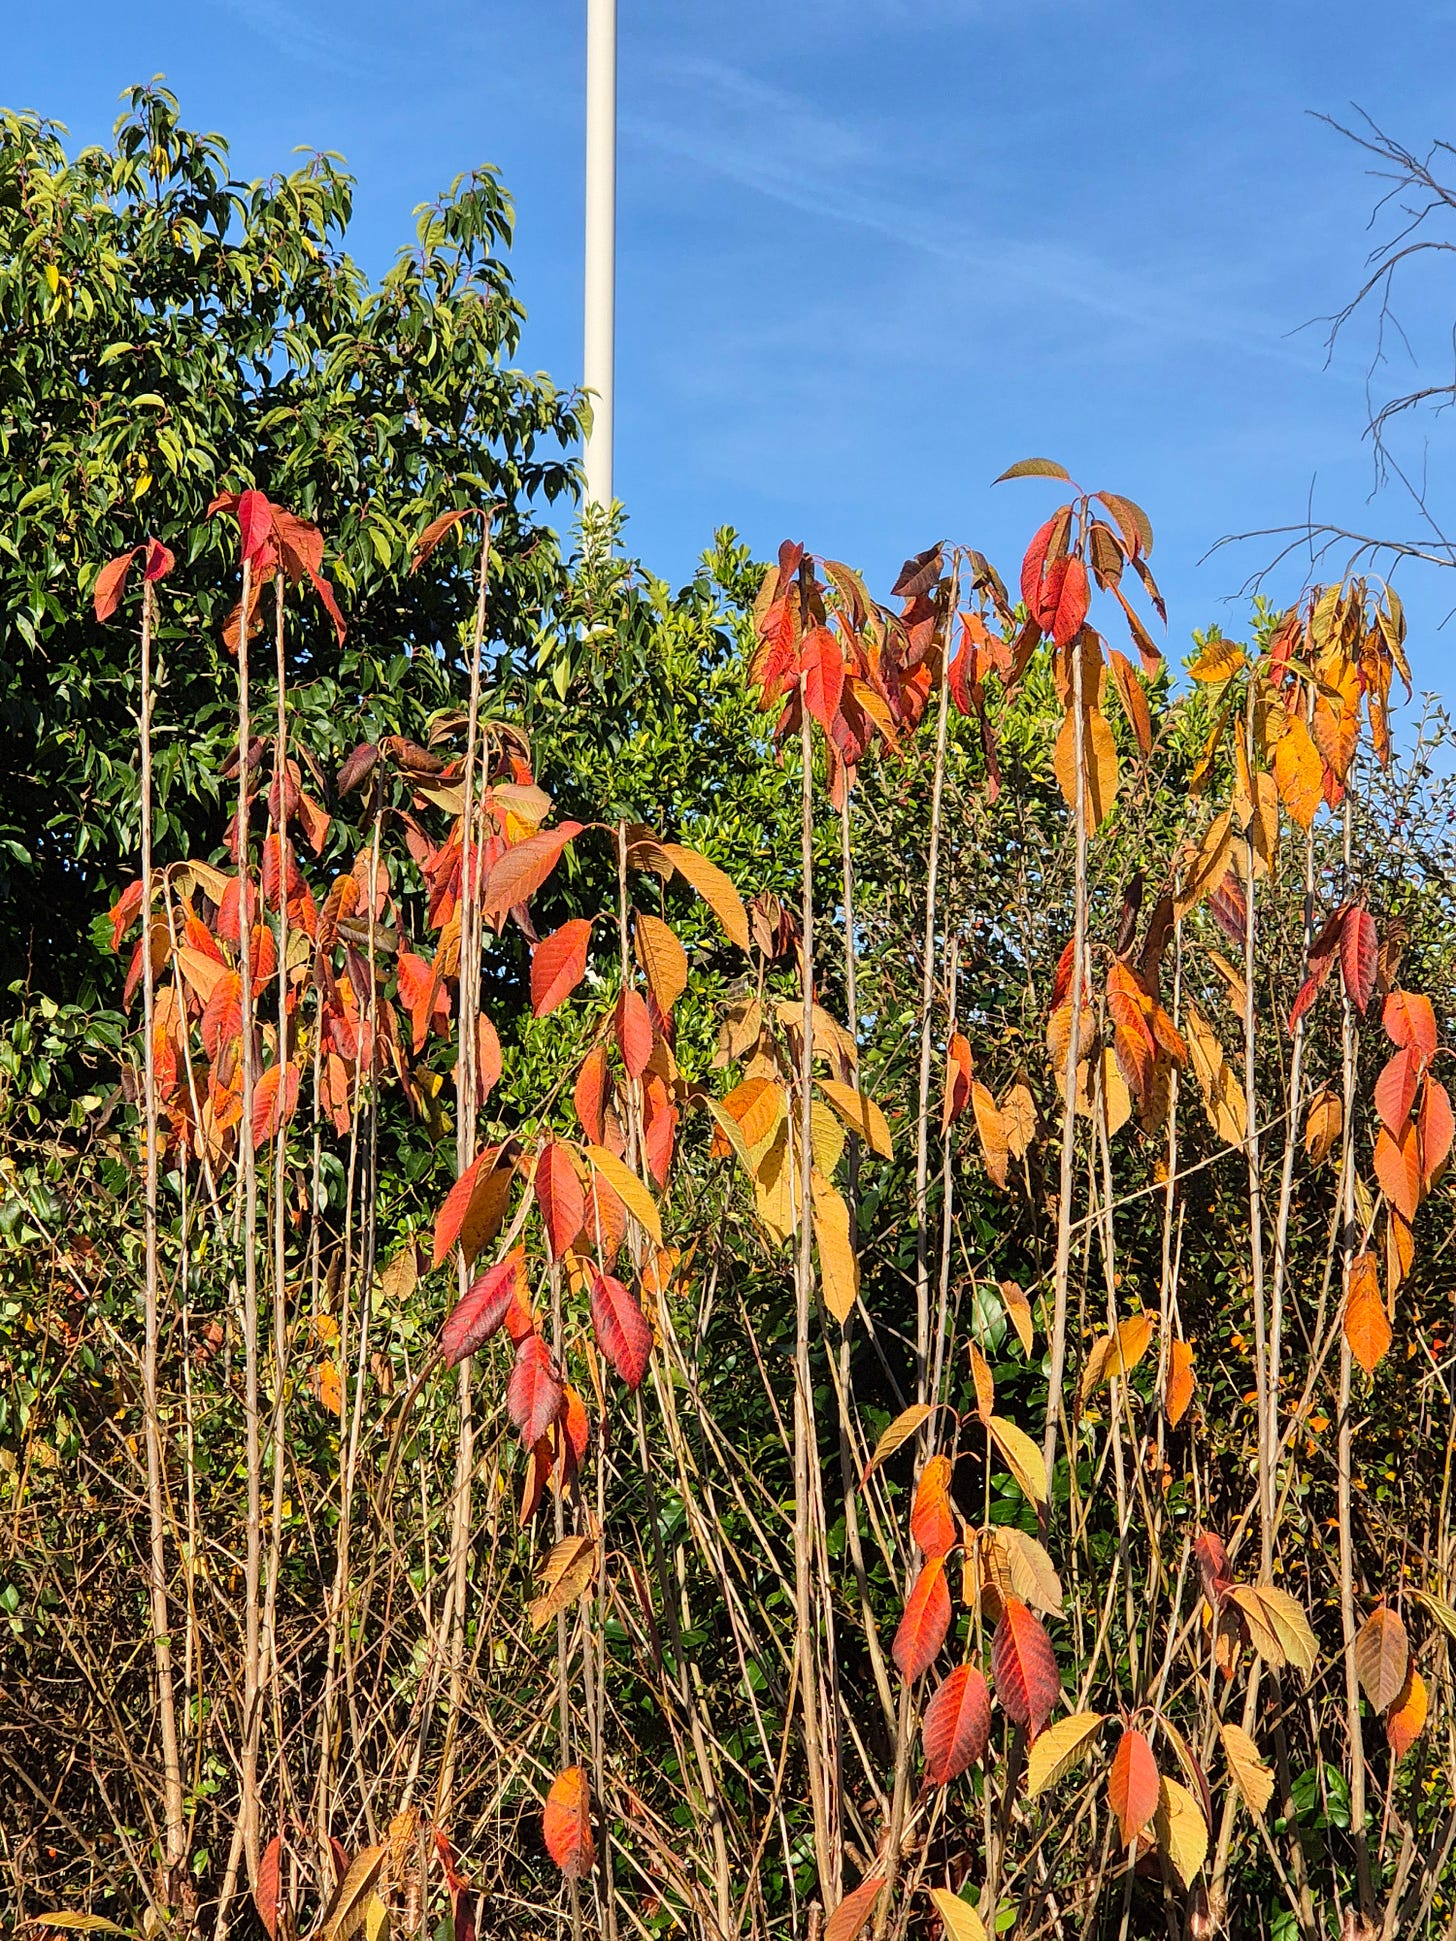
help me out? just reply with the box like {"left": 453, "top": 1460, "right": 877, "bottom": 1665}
{"left": 529, "top": 1534, "right": 597, "bottom": 1632}
{"left": 534, "top": 1140, "right": 586, "bottom": 1259}
{"left": 531, "top": 918, "right": 592, "bottom": 1016}
{"left": 543, "top": 1767, "right": 594, "bottom": 1880}
{"left": 442, "top": 1250, "right": 526, "bottom": 1367}
{"left": 1108, "top": 1728, "right": 1160, "bottom": 1848}
{"left": 925, "top": 1888, "right": 987, "bottom": 1941}
{"left": 1164, "top": 1339, "right": 1195, "bottom": 1427}
{"left": 1219, "top": 1721, "right": 1273, "bottom": 1819}
{"left": 823, "top": 1875, "right": 885, "bottom": 1941}
{"left": 1344, "top": 1251, "right": 1392, "bottom": 1376}
{"left": 1154, "top": 1776, "right": 1208, "bottom": 1888}
{"left": 1025, "top": 1712, "right": 1104, "bottom": 1795}
{"left": 1340, "top": 906, "right": 1378, "bottom": 1014}
{"left": 863, "top": 1403, "right": 935, "bottom": 1482}
{"left": 1272, "top": 715, "right": 1322, "bottom": 829}
{"left": 893, "top": 1557, "right": 951, "bottom": 1680}
{"left": 1386, "top": 1666, "right": 1428, "bottom": 1761}
{"left": 635, "top": 912, "right": 688, "bottom": 1013}
{"left": 991, "top": 1596, "right": 1060, "bottom": 1736}
{"left": 480, "top": 822, "right": 583, "bottom": 922}
{"left": 508, "top": 1334, "right": 564, "bottom": 1445}
{"left": 911, "top": 1454, "right": 958, "bottom": 1561}
{"left": 616, "top": 986, "right": 654, "bottom": 1079}
{"left": 987, "top": 1416, "right": 1048, "bottom": 1505}
{"left": 661, "top": 842, "right": 751, "bottom": 951}
{"left": 590, "top": 1270, "right": 653, "bottom": 1390}
{"left": 1384, "top": 989, "right": 1437, "bottom": 1061}
{"left": 1355, "top": 1604, "right": 1409, "bottom": 1713}
{"left": 921, "top": 1663, "right": 991, "bottom": 1786}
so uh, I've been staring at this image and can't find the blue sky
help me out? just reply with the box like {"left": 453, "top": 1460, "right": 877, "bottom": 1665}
{"left": 12, "top": 1, "right": 1456, "bottom": 690}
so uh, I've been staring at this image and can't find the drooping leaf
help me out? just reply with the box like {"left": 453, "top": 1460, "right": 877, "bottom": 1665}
{"left": 1107, "top": 1728, "right": 1160, "bottom": 1848}
{"left": 542, "top": 1767, "right": 595, "bottom": 1880}
{"left": 1025, "top": 1711, "right": 1104, "bottom": 1795}
{"left": 616, "top": 987, "right": 654, "bottom": 1079}
{"left": 93, "top": 549, "right": 139, "bottom": 623}
{"left": 921, "top": 1663, "right": 992, "bottom": 1785}
{"left": 1154, "top": 1775, "right": 1208, "bottom": 1888}
{"left": 1340, "top": 906, "right": 1378, "bottom": 1014}
{"left": 817, "top": 1079, "right": 894, "bottom": 1158}
{"left": 529, "top": 1534, "right": 598, "bottom": 1632}
{"left": 1386, "top": 1666, "right": 1428, "bottom": 1761}
{"left": 256, "top": 1833, "right": 282, "bottom": 1940}
{"left": 531, "top": 918, "right": 592, "bottom": 1016}
{"left": 480, "top": 822, "right": 583, "bottom": 922}
{"left": 925, "top": 1888, "right": 987, "bottom": 1941}
{"left": 991, "top": 1596, "right": 1060, "bottom": 1736}
{"left": 1355, "top": 1604, "right": 1409, "bottom": 1713}
{"left": 590, "top": 1271, "right": 653, "bottom": 1390}
{"left": 1164, "top": 1339, "right": 1196, "bottom": 1428}
{"left": 585, "top": 1145, "right": 662, "bottom": 1246}
{"left": 507, "top": 1334, "right": 565, "bottom": 1446}
{"left": 863, "top": 1403, "right": 935, "bottom": 1482}
{"left": 317, "top": 1842, "right": 387, "bottom": 1941}
{"left": 1251, "top": 1586, "right": 1318, "bottom": 1674}
{"left": 910, "top": 1454, "right": 958, "bottom": 1561}
{"left": 442, "top": 1250, "right": 526, "bottom": 1366}
{"left": 661, "top": 842, "right": 751, "bottom": 951}
{"left": 1272, "top": 716, "right": 1322, "bottom": 829}
{"left": 1384, "top": 990, "right": 1437, "bottom": 1062}
{"left": 893, "top": 1557, "right": 952, "bottom": 1681}
{"left": 987, "top": 1416, "right": 1048, "bottom": 1506}
{"left": 534, "top": 1140, "right": 586, "bottom": 1259}
{"left": 1344, "top": 1250, "right": 1392, "bottom": 1376}
{"left": 823, "top": 1875, "right": 885, "bottom": 1941}
{"left": 634, "top": 912, "right": 689, "bottom": 1013}
{"left": 1419, "top": 1077, "right": 1454, "bottom": 1188}
{"left": 1373, "top": 1123, "right": 1422, "bottom": 1224}
{"left": 812, "top": 1171, "right": 860, "bottom": 1323}
{"left": 1303, "top": 1088, "right": 1343, "bottom": 1164}
{"left": 1218, "top": 1721, "right": 1274, "bottom": 1819}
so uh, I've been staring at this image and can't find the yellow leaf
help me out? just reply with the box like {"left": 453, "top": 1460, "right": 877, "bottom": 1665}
{"left": 999, "top": 1279, "right": 1034, "bottom": 1355}
{"left": 987, "top": 1415, "right": 1048, "bottom": 1505}
{"left": 529, "top": 1534, "right": 597, "bottom": 1631}
{"left": 1218, "top": 1721, "right": 1274, "bottom": 1819}
{"left": 635, "top": 912, "right": 688, "bottom": 1012}
{"left": 926, "top": 1888, "right": 988, "bottom": 1941}
{"left": 1175, "top": 811, "right": 1233, "bottom": 918}
{"left": 1154, "top": 1776, "right": 1208, "bottom": 1888}
{"left": 812, "top": 1171, "right": 860, "bottom": 1322}
{"left": 1025, "top": 1711, "right": 1104, "bottom": 1794}
{"left": 661, "top": 842, "right": 750, "bottom": 951}
{"left": 1184, "top": 1004, "right": 1246, "bottom": 1147}
{"left": 811, "top": 1098, "right": 846, "bottom": 1174}
{"left": 586, "top": 1145, "right": 663, "bottom": 1246}
{"left": 1001, "top": 1527, "right": 1063, "bottom": 1613}
{"left": 817, "top": 1079, "right": 893, "bottom": 1159}
{"left": 1053, "top": 702, "right": 1119, "bottom": 831}
{"left": 1252, "top": 1584, "right": 1317, "bottom": 1674}
{"left": 1188, "top": 637, "right": 1247, "bottom": 684}
{"left": 999, "top": 1075, "right": 1037, "bottom": 1158}
{"left": 863, "top": 1402, "right": 934, "bottom": 1481}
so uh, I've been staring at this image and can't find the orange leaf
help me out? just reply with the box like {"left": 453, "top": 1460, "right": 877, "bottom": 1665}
{"left": 1419, "top": 1077, "right": 1453, "bottom": 1189}
{"left": 910, "top": 1454, "right": 958, "bottom": 1561}
{"left": 433, "top": 1148, "right": 508, "bottom": 1268}
{"left": 542, "top": 1766, "right": 594, "bottom": 1880}
{"left": 991, "top": 1596, "right": 1060, "bottom": 1737}
{"left": 1272, "top": 715, "right": 1322, "bottom": 829}
{"left": 255, "top": 1834, "right": 281, "bottom": 1940}
{"left": 1374, "top": 1124, "right": 1422, "bottom": 1224}
{"left": 616, "top": 987, "right": 654, "bottom": 1079}
{"left": 942, "top": 1032, "right": 973, "bottom": 1132}
{"left": 1107, "top": 1728, "right": 1160, "bottom": 1847}
{"left": 93, "top": 548, "right": 140, "bottom": 623}
{"left": 574, "top": 1044, "right": 610, "bottom": 1145}
{"left": 251, "top": 1063, "right": 300, "bottom": 1149}
{"left": 1385, "top": 1666, "right": 1427, "bottom": 1761}
{"left": 1107, "top": 647, "right": 1152, "bottom": 756}
{"left": 1384, "top": 990, "right": 1437, "bottom": 1062}
{"left": 535, "top": 1140, "right": 586, "bottom": 1260}
{"left": 1164, "top": 1339, "right": 1195, "bottom": 1428}
{"left": 893, "top": 1557, "right": 951, "bottom": 1681}
{"left": 635, "top": 912, "right": 688, "bottom": 1014}
{"left": 921, "top": 1663, "right": 991, "bottom": 1785}
{"left": 480, "top": 821, "right": 582, "bottom": 922}
{"left": 823, "top": 1875, "right": 885, "bottom": 1941}
{"left": 1344, "top": 1251, "right": 1391, "bottom": 1377}
{"left": 531, "top": 918, "right": 592, "bottom": 1016}
{"left": 1374, "top": 1047, "right": 1420, "bottom": 1137}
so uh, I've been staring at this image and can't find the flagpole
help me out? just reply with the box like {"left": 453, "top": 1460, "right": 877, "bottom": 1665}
{"left": 583, "top": 0, "right": 617, "bottom": 512}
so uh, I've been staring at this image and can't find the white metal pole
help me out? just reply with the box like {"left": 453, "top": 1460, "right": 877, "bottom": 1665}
{"left": 583, "top": 0, "right": 617, "bottom": 511}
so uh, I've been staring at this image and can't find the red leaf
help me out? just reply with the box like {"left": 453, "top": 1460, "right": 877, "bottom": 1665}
{"left": 1288, "top": 905, "right": 1346, "bottom": 1031}
{"left": 1385, "top": 990, "right": 1437, "bottom": 1062}
{"left": 410, "top": 507, "right": 476, "bottom": 572}
{"left": 254, "top": 1833, "right": 281, "bottom": 1940}
{"left": 237, "top": 488, "right": 273, "bottom": 565}
{"left": 800, "top": 625, "right": 845, "bottom": 733}
{"left": 1043, "top": 554, "right": 1091, "bottom": 647}
{"left": 508, "top": 1333, "right": 564, "bottom": 1445}
{"left": 534, "top": 1139, "right": 585, "bottom": 1259}
{"left": 616, "top": 987, "right": 654, "bottom": 1080}
{"left": 1419, "top": 1077, "right": 1454, "bottom": 1189}
{"left": 108, "top": 879, "right": 145, "bottom": 951}
{"left": 542, "top": 1766, "right": 594, "bottom": 1880}
{"left": 1107, "top": 1727, "right": 1159, "bottom": 1847}
{"left": 442, "top": 1249, "right": 527, "bottom": 1366}
{"left": 824, "top": 1876, "right": 884, "bottom": 1941}
{"left": 893, "top": 1557, "right": 951, "bottom": 1680}
{"left": 590, "top": 1270, "right": 653, "bottom": 1389}
{"left": 991, "top": 1596, "right": 1060, "bottom": 1736}
{"left": 1340, "top": 906, "right": 1378, "bottom": 1014}
{"left": 531, "top": 918, "right": 592, "bottom": 1017}
{"left": 93, "top": 549, "right": 139, "bottom": 623}
{"left": 480, "top": 822, "right": 583, "bottom": 923}
{"left": 921, "top": 1663, "right": 991, "bottom": 1785}
{"left": 1375, "top": 1047, "right": 1421, "bottom": 1137}
{"left": 143, "top": 537, "right": 174, "bottom": 582}
{"left": 909, "top": 1454, "right": 958, "bottom": 1561}
{"left": 574, "top": 1044, "right": 610, "bottom": 1145}
{"left": 1020, "top": 510, "right": 1068, "bottom": 615}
